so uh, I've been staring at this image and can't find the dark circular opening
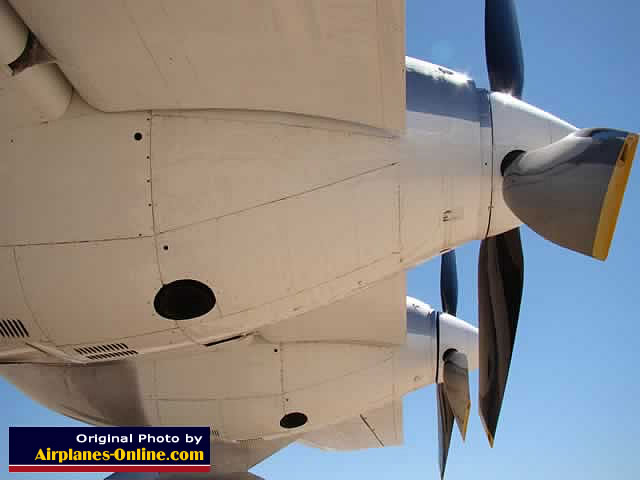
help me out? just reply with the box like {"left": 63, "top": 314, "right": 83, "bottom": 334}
{"left": 134, "top": 132, "right": 143, "bottom": 141}
{"left": 280, "top": 412, "right": 308, "bottom": 429}
{"left": 442, "top": 348, "right": 458, "bottom": 362}
{"left": 154, "top": 279, "right": 216, "bottom": 320}
{"left": 500, "top": 150, "right": 525, "bottom": 176}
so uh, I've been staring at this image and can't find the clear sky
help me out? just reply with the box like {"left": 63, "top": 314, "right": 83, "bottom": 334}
{"left": 2, "top": 1, "right": 640, "bottom": 479}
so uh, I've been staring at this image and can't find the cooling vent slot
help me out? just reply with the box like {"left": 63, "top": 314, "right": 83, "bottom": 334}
{"left": 74, "top": 343, "right": 138, "bottom": 361}
{"left": 0, "top": 318, "right": 30, "bottom": 338}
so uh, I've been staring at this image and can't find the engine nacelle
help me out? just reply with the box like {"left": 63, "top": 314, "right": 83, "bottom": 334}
{"left": 393, "top": 298, "right": 478, "bottom": 396}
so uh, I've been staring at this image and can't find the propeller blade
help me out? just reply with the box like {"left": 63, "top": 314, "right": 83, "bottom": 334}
{"left": 437, "top": 251, "right": 460, "bottom": 478}
{"left": 437, "top": 383, "right": 454, "bottom": 480}
{"left": 485, "top": 0, "right": 524, "bottom": 98}
{"left": 502, "top": 129, "right": 638, "bottom": 260}
{"left": 443, "top": 350, "right": 471, "bottom": 440}
{"left": 440, "top": 250, "right": 458, "bottom": 316}
{"left": 478, "top": 228, "right": 524, "bottom": 446}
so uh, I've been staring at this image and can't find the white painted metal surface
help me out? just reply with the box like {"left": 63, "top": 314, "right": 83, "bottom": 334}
{"left": 400, "top": 109, "right": 492, "bottom": 266}
{"left": 0, "top": 246, "right": 46, "bottom": 343}
{"left": 0, "top": 294, "right": 479, "bottom": 445}
{"left": 487, "top": 92, "right": 577, "bottom": 236}
{"left": 0, "top": 96, "right": 152, "bottom": 245}
{"left": 7, "top": 63, "right": 72, "bottom": 121}
{"left": 155, "top": 162, "right": 400, "bottom": 329}
{"left": 10, "top": 0, "right": 405, "bottom": 132}
{"left": 149, "top": 110, "right": 397, "bottom": 233}
{"left": 260, "top": 273, "right": 406, "bottom": 346}
{"left": 301, "top": 401, "right": 403, "bottom": 450}
{"left": 16, "top": 238, "right": 165, "bottom": 345}
{"left": 0, "top": 62, "right": 495, "bottom": 352}
{"left": 0, "top": 0, "right": 27, "bottom": 64}
{"left": 0, "top": 0, "right": 72, "bottom": 124}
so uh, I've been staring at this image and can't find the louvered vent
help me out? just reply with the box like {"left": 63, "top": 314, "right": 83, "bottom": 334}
{"left": 0, "top": 318, "right": 29, "bottom": 338}
{"left": 239, "top": 438, "right": 264, "bottom": 449}
{"left": 74, "top": 343, "right": 138, "bottom": 360}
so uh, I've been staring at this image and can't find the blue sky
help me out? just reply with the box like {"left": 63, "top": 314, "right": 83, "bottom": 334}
{"left": 2, "top": 1, "right": 640, "bottom": 479}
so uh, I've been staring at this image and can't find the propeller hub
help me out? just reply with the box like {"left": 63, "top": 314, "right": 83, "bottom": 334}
{"left": 437, "top": 313, "right": 478, "bottom": 382}
{"left": 486, "top": 92, "right": 578, "bottom": 237}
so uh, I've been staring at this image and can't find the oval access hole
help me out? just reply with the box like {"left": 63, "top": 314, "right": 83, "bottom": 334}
{"left": 280, "top": 412, "right": 308, "bottom": 429}
{"left": 154, "top": 279, "right": 216, "bottom": 320}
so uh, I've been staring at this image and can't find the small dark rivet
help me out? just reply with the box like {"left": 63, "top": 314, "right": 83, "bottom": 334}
{"left": 163, "top": 245, "right": 169, "bottom": 251}
{"left": 134, "top": 132, "right": 143, "bottom": 141}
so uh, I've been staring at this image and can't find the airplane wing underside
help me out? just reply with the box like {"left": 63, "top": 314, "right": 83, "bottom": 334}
{"left": 7, "top": 0, "right": 405, "bottom": 132}
{"left": 300, "top": 400, "right": 403, "bottom": 451}
{"left": 105, "top": 402, "right": 403, "bottom": 480}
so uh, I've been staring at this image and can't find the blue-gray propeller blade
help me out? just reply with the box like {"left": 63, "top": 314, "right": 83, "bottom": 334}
{"left": 437, "top": 382, "right": 454, "bottom": 480}
{"left": 479, "top": 0, "right": 526, "bottom": 448}
{"left": 437, "top": 250, "right": 470, "bottom": 479}
{"left": 485, "top": 0, "right": 524, "bottom": 99}
{"left": 478, "top": 228, "right": 524, "bottom": 446}
{"left": 443, "top": 350, "right": 471, "bottom": 441}
{"left": 440, "top": 250, "right": 458, "bottom": 316}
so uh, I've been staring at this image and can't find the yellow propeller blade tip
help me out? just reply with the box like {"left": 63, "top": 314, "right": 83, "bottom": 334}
{"left": 592, "top": 133, "right": 638, "bottom": 260}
